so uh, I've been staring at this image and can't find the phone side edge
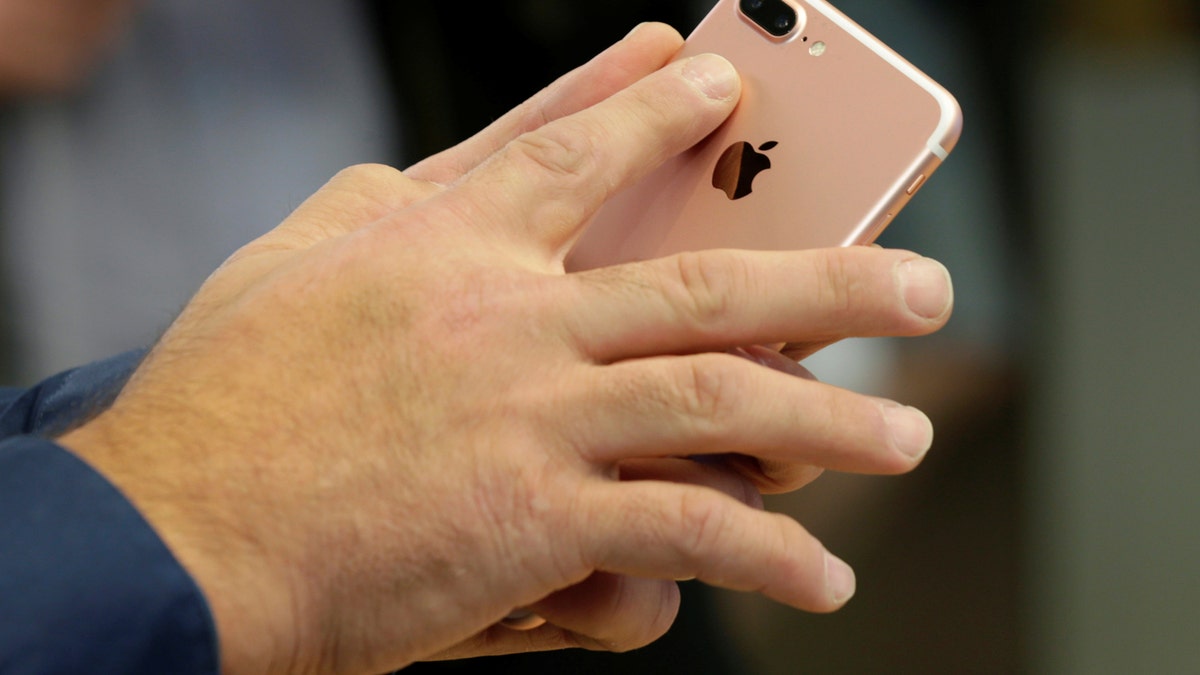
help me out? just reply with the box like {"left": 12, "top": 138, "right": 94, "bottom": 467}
{"left": 804, "top": 0, "right": 963, "bottom": 159}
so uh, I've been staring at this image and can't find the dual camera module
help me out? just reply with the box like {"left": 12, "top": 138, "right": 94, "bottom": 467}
{"left": 739, "top": 0, "right": 798, "bottom": 38}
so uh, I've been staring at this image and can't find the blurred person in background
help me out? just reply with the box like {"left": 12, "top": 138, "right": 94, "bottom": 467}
{"left": 0, "top": 0, "right": 394, "bottom": 383}
{"left": 0, "top": 0, "right": 132, "bottom": 96}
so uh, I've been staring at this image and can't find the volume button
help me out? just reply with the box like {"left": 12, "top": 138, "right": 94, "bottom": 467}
{"left": 905, "top": 174, "right": 927, "bottom": 195}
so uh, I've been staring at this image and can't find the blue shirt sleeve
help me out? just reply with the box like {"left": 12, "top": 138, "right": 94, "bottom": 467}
{"left": 1, "top": 353, "right": 220, "bottom": 675}
{"left": 0, "top": 349, "right": 146, "bottom": 439}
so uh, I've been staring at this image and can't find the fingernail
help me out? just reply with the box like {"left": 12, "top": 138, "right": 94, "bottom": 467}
{"left": 682, "top": 53, "right": 739, "bottom": 101}
{"left": 881, "top": 401, "right": 934, "bottom": 460}
{"left": 825, "top": 552, "right": 857, "bottom": 605}
{"left": 500, "top": 609, "right": 547, "bottom": 630}
{"left": 898, "top": 258, "right": 952, "bottom": 319}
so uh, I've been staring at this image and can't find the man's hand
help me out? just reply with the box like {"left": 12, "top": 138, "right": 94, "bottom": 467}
{"left": 60, "top": 23, "right": 952, "bottom": 675}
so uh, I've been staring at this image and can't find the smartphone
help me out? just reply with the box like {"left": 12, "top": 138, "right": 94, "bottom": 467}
{"left": 565, "top": 0, "right": 962, "bottom": 271}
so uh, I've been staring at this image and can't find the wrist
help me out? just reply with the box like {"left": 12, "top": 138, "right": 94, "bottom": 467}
{"left": 58, "top": 409, "right": 303, "bottom": 675}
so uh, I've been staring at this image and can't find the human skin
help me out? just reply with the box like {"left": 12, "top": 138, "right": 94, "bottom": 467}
{"left": 59, "top": 23, "right": 953, "bottom": 675}
{"left": 0, "top": 0, "right": 132, "bottom": 96}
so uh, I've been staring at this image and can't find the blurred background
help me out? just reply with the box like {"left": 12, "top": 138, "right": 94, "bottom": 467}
{"left": 1, "top": 0, "right": 1196, "bottom": 672}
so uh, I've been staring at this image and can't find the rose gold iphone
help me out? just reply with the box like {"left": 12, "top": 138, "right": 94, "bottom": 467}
{"left": 565, "top": 0, "right": 962, "bottom": 271}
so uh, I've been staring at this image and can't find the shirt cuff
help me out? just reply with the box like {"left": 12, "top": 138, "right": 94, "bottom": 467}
{"left": 0, "top": 436, "right": 219, "bottom": 675}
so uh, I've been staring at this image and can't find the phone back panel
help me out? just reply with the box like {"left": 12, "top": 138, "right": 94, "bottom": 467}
{"left": 566, "top": 0, "right": 961, "bottom": 271}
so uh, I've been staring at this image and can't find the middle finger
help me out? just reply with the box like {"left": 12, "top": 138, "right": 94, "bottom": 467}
{"left": 564, "top": 353, "right": 933, "bottom": 472}
{"left": 562, "top": 247, "right": 952, "bottom": 362}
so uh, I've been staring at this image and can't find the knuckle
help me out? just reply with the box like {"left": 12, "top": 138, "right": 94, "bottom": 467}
{"left": 673, "top": 355, "right": 744, "bottom": 432}
{"left": 811, "top": 249, "right": 862, "bottom": 318}
{"left": 331, "top": 162, "right": 406, "bottom": 186}
{"left": 624, "top": 85, "right": 678, "bottom": 138}
{"left": 516, "top": 97, "right": 555, "bottom": 137}
{"left": 429, "top": 272, "right": 492, "bottom": 335}
{"left": 676, "top": 490, "right": 732, "bottom": 565}
{"left": 506, "top": 122, "right": 599, "bottom": 184}
{"left": 668, "top": 251, "right": 744, "bottom": 329}
{"left": 423, "top": 270, "right": 548, "bottom": 353}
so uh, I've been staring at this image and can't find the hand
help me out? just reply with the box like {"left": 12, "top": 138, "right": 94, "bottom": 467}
{"left": 60, "top": 22, "right": 952, "bottom": 675}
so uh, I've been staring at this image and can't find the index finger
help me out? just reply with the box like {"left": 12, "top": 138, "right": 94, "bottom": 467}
{"left": 405, "top": 22, "right": 685, "bottom": 186}
{"left": 428, "top": 53, "right": 742, "bottom": 260}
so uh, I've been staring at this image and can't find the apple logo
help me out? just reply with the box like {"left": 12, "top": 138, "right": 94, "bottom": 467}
{"left": 712, "top": 140, "right": 778, "bottom": 200}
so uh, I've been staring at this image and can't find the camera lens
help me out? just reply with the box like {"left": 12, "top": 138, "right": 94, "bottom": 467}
{"left": 741, "top": 0, "right": 799, "bottom": 38}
